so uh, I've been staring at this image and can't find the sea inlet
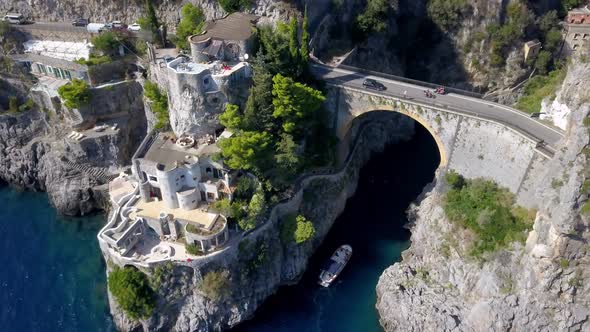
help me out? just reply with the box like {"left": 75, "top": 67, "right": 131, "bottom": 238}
{"left": 0, "top": 120, "right": 439, "bottom": 332}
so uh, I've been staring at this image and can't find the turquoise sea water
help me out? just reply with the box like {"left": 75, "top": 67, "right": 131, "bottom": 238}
{"left": 0, "top": 188, "right": 115, "bottom": 332}
{"left": 0, "top": 121, "right": 438, "bottom": 332}
{"left": 236, "top": 123, "right": 440, "bottom": 332}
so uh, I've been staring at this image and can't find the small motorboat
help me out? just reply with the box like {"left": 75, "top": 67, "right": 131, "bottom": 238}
{"left": 318, "top": 245, "right": 352, "bottom": 287}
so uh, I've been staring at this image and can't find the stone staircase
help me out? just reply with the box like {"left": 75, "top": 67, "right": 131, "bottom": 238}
{"left": 61, "top": 158, "right": 119, "bottom": 183}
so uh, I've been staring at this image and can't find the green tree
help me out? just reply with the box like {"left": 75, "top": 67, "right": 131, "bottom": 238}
{"left": 243, "top": 56, "right": 276, "bottom": 132}
{"left": 300, "top": 7, "right": 310, "bottom": 63}
{"left": 175, "top": 3, "right": 205, "bottom": 50}
{"left": 108, "top": 266, "right": 156, "bottom": 319}
{"left": 544, "top": 29, "right": 562, "bottom": 52}
{"left": 274, "top": 133, "right": 300, "bottom": 175}
{"left": 247, "top": 187, "right": 266, "bottom": 218}
{"left": 356, "top": 0, "right": 389, "bottom": 34}
{"left": 538, "top": 10, "right": 559, "bottom": 34}
{"left": 219, "top": 104, "right": 242, "bottom": 131}
{"left": 280, "top": 214, "right": 315, "bottom": 244}
{"left": 57, "top": 79, "right": 91, "bottom": 109}
{"left": 272, "top": 74, "right": 326, "bottom": 135}
{"left": 92, "top": 31, "right": 120, "bottom": 55}
{"left": 257, "top": 22, "right": 303, "bottom": 78}
{"left": 427, "top": 0, "right": 469, "bottom": 31}
{"left": 294, "top": 215, "right": 315, "bottom": 244}
{"left": 534, "top": 50, "right": 552, "bottom": 75}
{"left": 218, "top": 131, "right": 272, "bottom": 171}
{"left": 288, "top": 18, "right": 299, "bottom": 63}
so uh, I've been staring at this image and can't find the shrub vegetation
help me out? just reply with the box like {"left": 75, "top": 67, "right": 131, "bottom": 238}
{"left": 57, "top": 79, "right": 91, "bottom": 109}
{"left": 280, "top": 214, "right": 315, "bottom": 244}
{"left": 356, "top": 0, "right": 390, "bottom": 34}
{"left": 427, "top": 0, "right": 470, "bottom": 31}
{"left": 443, "top": 172, "right": 534, "bottom": 258}
{"left": 175, "top": 4, "right": 205, "bottom": 50}
{"left": 200, "top": 270, "right": 231, "bottom": 300}
{"left": 143, "top": 81, "right": 169, "bottom": 130}
{"left": 516, "top": 67, "right": 566, "bottom": 114}
{"left": 108, "top": 266, "right": 156, "bottom": 319}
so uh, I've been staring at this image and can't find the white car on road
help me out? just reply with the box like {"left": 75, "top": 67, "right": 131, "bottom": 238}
{"left": 128, "top": 23, "right": 141, "bottom": 31}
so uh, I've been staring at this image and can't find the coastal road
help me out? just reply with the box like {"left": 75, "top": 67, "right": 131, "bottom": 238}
{"left": 311, "top": 63, "right": 564, "bottom": 153}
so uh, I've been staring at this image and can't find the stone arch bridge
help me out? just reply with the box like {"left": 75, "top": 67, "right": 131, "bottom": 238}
{"left": 313, "top": 64, "right": 565, "bottom": 208}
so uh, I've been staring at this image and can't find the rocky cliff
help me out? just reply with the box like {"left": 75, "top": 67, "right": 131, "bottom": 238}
{"left": 0, "top": 79, "right": 148, "bottom": 215}
{"left": 0, "top": 0, "right": 304, "bottom": 30}
{"left": 312, "top": 0, "right": 560, "bottom": 95}
{"left": 106, "top": 112, "right": 416, "bottom": 331}
{"left": 376, "top": 55, "right": 590, "bottom": 331}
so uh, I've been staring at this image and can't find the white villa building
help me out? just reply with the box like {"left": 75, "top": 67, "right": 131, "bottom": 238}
{"left": 98, "top": 131, "right": 237, "bottom": 267}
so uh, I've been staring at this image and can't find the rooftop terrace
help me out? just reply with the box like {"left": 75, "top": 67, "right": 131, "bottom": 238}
{"left": 141, "top": 133, "right": 220, "bottom": 171}
{"left": 168, "top": 57, "right": 210, "bottom": 74}
{"left": 131, "top": 199, "right": 220, "bottom": 230}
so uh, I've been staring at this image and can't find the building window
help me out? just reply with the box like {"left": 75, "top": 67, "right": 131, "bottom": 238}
{"left": 180, "top": 175, "right": 185, "bottom": 178}
{"left": 206, "top": 167, "right": 212, "bottom": 174}
{"left": 149, "top": 176, "right": 158, "bottom": 182}
{"left": 203, "top": 77, "right": 210, "bottom": 85}
{"left": 200, "top": 191, "right": 206, "bottom": 201}
{"left": 213, "top": 168, "right": 220, "bottom": 179}
{"left": 207, "top": 192, "right": 215, "bottom": 200}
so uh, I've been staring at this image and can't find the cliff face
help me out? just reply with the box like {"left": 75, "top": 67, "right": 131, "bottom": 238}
{"left": 375, "top": 57, "right": 590, "bottom": 331}
{"left": 106, "top": 112, "right": 416, "bottom": 331}
{"left": 313, "top": 0, "right": 554, "bottom": 93}
{"left": 0, "top": 80, "right": 147, "bottom": 215}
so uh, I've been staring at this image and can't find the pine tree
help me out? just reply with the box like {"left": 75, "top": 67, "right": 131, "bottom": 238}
{"left": 300, "top": 6, "right": 309, "bottom": 63}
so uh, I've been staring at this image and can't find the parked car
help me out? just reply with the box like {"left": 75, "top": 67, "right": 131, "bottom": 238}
{"left": 3, "top": 13, "right": 25, "bottom": 24}
{"left": 362, "top": 78, "right": 386, "bottom": 91}
{"left": 72, "top": 18, "right": 89, "bottom": 26}
{"left": 87, "top": 23, "right": 106, "bottom": 33}
{"left": 128, "top": 23, "right": 141, "bottom": 31}
{"left": 112, "top": 20, "right": 123, "bottom": 28}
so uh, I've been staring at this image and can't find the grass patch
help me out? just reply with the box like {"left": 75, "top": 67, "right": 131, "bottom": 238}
{"left": 443, "top": 172, "right": 534, "bottom": 258}
{"left": 516, "top": 68, "right": 566, "bottom": 114}
{"left": 559, "top": 258, "right": 570, "bottom": 269}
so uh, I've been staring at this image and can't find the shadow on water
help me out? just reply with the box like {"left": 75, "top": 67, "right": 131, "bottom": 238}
{"left": 234, "top": 118, "right": 440, "bottom": 332}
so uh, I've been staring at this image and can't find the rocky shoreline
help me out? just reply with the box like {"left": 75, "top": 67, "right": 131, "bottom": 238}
{"left": 376, "top": 57, "right": 590, "bottom": 332}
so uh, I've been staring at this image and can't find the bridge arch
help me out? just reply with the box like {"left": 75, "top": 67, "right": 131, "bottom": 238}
{"left": 338, "top": 103, "right": 449, "bottom": 167}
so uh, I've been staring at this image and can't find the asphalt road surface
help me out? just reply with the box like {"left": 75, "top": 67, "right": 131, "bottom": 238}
{"left": 311, "top": 63, "right": 564, "bottom": 152}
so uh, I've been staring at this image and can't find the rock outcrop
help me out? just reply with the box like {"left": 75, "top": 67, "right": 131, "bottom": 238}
{"left": 376, "top": 56, "right": 590, "bottom": 332}
{"left": 106, "top": 112, "right": 416, "bottom": 331}
{"left": 0, "top": 80, "right": 147, "bottom": 215}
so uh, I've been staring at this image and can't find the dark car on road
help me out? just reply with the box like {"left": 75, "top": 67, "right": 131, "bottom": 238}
{"left": 72, "top": 18, "right": 89, "bottom": 26}
{"left": 362, "top": 78, "right": 386, "bottom": 91}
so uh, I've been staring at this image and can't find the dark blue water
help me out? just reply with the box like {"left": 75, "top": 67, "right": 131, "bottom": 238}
{"left": 236, "top": 123, "right": 440, "bottom": 332}
{"left": 0, "top": 188, "right": 115, "bottom": 332}
{"left": 0, "top": 120, "right": 438, "bottom": 332}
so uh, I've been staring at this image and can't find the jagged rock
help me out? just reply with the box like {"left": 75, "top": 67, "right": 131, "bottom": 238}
{"left": 376, "top": 57, "right": 590, "bottom": 332}
{"left": 0, "top": 81, "right": 147, "bottom": 215}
